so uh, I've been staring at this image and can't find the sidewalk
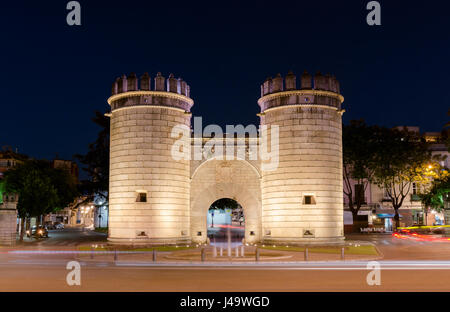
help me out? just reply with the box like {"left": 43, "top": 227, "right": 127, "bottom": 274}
{"left": 0, "top": 234, "right": 382, "bottom": 264}
{"left": 73, "top": 244, "right": 382, "bottom": 264}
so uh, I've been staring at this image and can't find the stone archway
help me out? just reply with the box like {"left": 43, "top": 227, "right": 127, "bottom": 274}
{"left": 190, "top": 159, "right": 261, "bottom": 244}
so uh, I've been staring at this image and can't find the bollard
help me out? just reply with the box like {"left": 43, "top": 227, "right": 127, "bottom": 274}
{"left": 201, "top": 248, "right": 206, "bottom": 262}
{"left": 341, "top": 247, "right": 345, "bottom": 260}
{"left": 153, "top": 249, "right": 157, "bottom": 262}
{"left": 255, "top": 247, "right": 260, "bottom": 262}
{"left": 114, "top": 248, "right": 118, "bottom": 261}
{"left": 304, "top": 248, "right": 308, "bottom": 261}
{"left": 213, "top": 246, "right": 217, "bottom": 258}
{"left": 90, "top": 247, "right": 94, "bottom": 259}
{"left": 241, "top": 245, "right": 245, "bottom": 257}
{"left": 227, "top": 246, "right": 231, "bottom": 257}
{"left": 235, "top": 246, "right": 239, "bottom": 257}
{"left": 220, "top": 247, "right": 223, "bottom": 257}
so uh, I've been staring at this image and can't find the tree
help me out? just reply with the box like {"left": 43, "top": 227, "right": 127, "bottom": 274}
{"left": 343, "top": 120, "right": 380, "bottom": 231}
{"left": 75, "top": 111, "right": 110, "bottom": 204}
{"left": 4, "top": 159, "right": 79, "bottom": 241}
{"left": 415, "top": 110, "right": 450, "bottom": 221}
{"left": 45, "top": 164, "right": 79, "bottom": 213}
{"left": 420, "top": 176, "right": 450, "bottom": 212}
{"left": 371, "top": 127, "right": 433, "bottom": 229}
{"left": 209, "top": 198, "right": 240, "bottom": 211}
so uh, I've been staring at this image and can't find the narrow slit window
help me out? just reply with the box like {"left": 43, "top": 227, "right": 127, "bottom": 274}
{"left": 136, "top": 192, "right": 147, "bottom": 202}
{"left": 303, "top": 195, "right": 316, "bottom": 205}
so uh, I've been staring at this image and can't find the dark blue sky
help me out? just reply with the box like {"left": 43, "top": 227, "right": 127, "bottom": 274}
{"left": 1, "top": 0, "right": 449, "bottom": 162}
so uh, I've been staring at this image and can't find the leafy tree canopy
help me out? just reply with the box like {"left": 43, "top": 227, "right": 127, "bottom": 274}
{"left": 343, "top": 120, "right": 382, "bottom": 219}
{"left": 420, "top": 177, "right": 450, "bottom": 210}
{"left": 209, "top": 198, "right": 241, "bottom": 211}
{"left": 370, "top": 127, "right": 434, "bottom": 227}
{"left": 75, "top": 111, "right": 110, "bottom": 202}
{"left": 4, "top": 159, "right": 79, "bottom": 218}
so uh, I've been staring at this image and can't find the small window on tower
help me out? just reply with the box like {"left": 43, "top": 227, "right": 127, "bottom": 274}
{"left": 303, "top": 195, "right": 316, "bottom": 205}
{"left": 136, "top": 192, "right": 147, "bottom": 202}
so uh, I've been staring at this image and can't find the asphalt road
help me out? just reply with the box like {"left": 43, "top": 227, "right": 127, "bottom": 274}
{"left": 2, "top": 229, "right": 450, "bottom": 291}
{"left": 20, "top": 227, "right": 107, "bottom": 246}
{"left": 347, "top": 233, "right": 450, "bottom": 260}
{"left": 1, "top": 258, "right": 450, "bottom": 291}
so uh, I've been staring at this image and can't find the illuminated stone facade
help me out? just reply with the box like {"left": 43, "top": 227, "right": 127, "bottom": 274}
{"left": 107, "top": 71, "right": 345, "bottom": 245}
{"left": 108, "top": 73, "right": 192, "bottom": 244}
{"left": 0, "top": 194, "right": 18, "bottom": 246}
{"left": 258, "top": 72, "right": 345, "bottom": 243}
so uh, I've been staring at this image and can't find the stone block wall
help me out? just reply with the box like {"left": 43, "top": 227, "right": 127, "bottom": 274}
{"left": 108, "top": 73, "right": 193, "bottom": 245}
{"left": 0, "top": 209, "right": 17, "bottom": 246}
{"left": 258, "top": 72, "right": 345, "bottom": 244}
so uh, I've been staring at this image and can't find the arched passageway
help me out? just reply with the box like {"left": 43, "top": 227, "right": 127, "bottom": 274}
{"left": 190, "top": 159, "right": 261, "bottom": 244}
{"left": 207, "top": 198, "right": 245, "bottom": 247}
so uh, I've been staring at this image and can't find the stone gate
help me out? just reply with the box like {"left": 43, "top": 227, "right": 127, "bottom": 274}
{"left": 107, "top": 71, "right": 345, "bottom": 245}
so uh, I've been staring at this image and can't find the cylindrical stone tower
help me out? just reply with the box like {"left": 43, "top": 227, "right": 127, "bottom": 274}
{"left": 258, "top": 71, "right": 345, "bottom": 244}
{"left": 107, "top": 72, "right": 193, "bottom": 245}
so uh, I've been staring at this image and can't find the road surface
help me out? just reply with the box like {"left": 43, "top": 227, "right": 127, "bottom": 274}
{"left": 2, "top": 230, "right": 450, "bottom": 291}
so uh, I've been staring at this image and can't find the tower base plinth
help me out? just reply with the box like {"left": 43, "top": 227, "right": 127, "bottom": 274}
{"left": 262, "top": 236, "right": 345, "bottom": 246}
{"left": 107, "top": 237, "right": 192, "bottom": 246}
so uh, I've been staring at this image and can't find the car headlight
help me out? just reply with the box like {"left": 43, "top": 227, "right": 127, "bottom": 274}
{"left": 38, "top": 230, "right": 43, "bottom": 234}
{"left": 26, "top": 230, "right": 30, "bottom": 234}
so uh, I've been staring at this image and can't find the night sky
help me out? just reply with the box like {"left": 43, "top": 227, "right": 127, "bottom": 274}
{"left": 1, "top": 0, "right": 450, "bottom": 163}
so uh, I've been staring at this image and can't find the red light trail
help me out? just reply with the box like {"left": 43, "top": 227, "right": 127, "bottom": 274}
{"left": 393, "top": 230, "right": 450, "bottom": 242}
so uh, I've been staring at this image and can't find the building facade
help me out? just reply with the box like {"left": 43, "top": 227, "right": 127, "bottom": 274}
{"left": 343, "top": 129, "right": 450, "bottom": 232}
{"left": 107, "top": 71, "right": 345, "bottom": 245}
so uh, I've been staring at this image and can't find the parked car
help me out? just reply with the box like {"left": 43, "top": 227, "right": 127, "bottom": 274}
{"left": 54, "top": 223, "right": 65, "bottom": 230}
{"left": 45, "top": 222, "right": 55, "bottom": 230}
{"left": 26, "top": 225, "right": 49, "bottom": 238}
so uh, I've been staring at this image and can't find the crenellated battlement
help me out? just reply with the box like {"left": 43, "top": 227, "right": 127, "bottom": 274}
{"left": 108, "top": 72, "right": 193, "bottom": 113}
{"left": 258, "top": 71, "right": 344, "bottom": 113}
{"left": 111, "top": 72, "right": 191, "bottom": 98}
{"left": 260, "top": 70, "right": 340, "bottom": 97}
